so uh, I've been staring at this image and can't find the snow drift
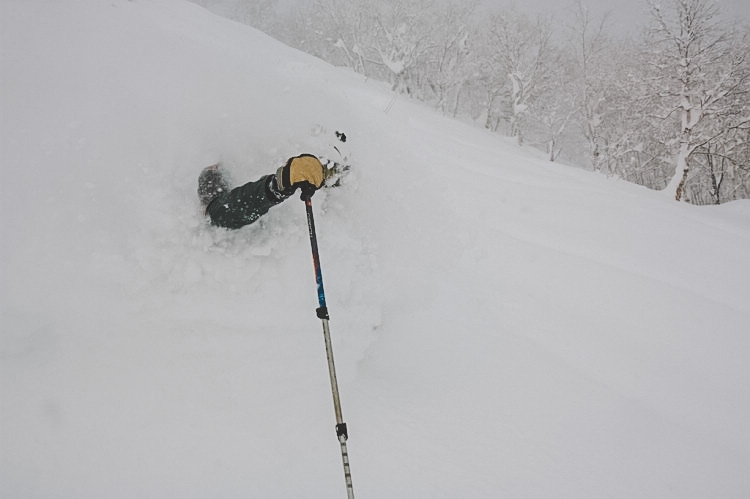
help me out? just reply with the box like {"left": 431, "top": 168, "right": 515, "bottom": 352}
{"left": 1, "top": 1, "right": 749, "bottom": 497}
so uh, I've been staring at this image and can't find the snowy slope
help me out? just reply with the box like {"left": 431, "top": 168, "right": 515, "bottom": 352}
{"left": 2, "top": 1, "right": 749, "bottom": 497}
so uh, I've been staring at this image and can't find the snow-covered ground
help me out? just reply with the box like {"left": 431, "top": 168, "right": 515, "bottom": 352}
{"left": 2, "top": 1, "right": 749, "bottom": 497}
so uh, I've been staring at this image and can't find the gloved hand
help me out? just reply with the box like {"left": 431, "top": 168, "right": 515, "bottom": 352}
{"left": 276, "top": 154, "right": 324, "bottom": 195}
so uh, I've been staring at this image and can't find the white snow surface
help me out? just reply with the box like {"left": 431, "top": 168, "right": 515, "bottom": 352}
{"left": 1, "top": 1, "right": 749, "bottom": 497}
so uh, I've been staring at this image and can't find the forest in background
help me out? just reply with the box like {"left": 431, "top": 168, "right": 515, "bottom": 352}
{"left": 191, "top": 0, "right": 750, "bottom": 205}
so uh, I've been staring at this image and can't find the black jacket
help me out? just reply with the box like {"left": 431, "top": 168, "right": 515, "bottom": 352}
{"left": 206, "top": 175, "right": 288, "bottom": 229}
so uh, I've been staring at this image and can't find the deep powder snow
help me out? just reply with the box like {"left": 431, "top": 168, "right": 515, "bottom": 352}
{"left": 2, "top": 1, "right": 749, "bottom": 497}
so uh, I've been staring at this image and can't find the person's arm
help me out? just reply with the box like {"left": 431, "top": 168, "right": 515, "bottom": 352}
{"left": 206, "top": 154, "right": 325, "bottom": 230}
{"left": 206, "top": 174, "right": 288, "bottom": 229}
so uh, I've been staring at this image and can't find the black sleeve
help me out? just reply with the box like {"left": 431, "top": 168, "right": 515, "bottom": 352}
{"left": 206, "top": 175, "right": 289, "bottom": 229}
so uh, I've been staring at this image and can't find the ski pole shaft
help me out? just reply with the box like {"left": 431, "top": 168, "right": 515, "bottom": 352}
{"left": 302, "top": 189, "right": 355, "bottom": 499}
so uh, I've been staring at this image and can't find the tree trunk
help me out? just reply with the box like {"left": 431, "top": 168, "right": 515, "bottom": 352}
{"left": 673, "top": 165, "right": 689, "bottom": 201}
{"left": 666, "top": 136, "right": 690, "bottom": 201}
{"left": 666, "top": 96, "right": 694, "bottom": 201}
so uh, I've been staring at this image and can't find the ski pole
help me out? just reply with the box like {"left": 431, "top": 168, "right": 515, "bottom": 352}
{"left": 301, "top": 186, "right": 355, "bottom": 499}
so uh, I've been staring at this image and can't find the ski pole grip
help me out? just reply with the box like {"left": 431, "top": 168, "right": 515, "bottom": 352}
{"left": 300, "top": 182, "right": 316, "bottom": 201}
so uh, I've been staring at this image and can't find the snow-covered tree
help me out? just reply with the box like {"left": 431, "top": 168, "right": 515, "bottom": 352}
{"left": 564, "top": 1, "right": 614, "bottom": 170}
{"left": 422, "top": 2, "right": 477, "bottom": 116}
{"left": 528, "top": 55, "right": 577, "bottom": 162}
{"left": 644, "top": 0, "right": 750, "bottom": 201}
{"left": 284, "top": 0, "right": 479, "bottom": 113}
{"left": 369, "top": 0, "right": 438, "bottom": 94}
{"left": 483, "top": 9, "right": 554, "bottom": 145}
{"left": 280, "top": 0, "right": 376, "bottom": 74}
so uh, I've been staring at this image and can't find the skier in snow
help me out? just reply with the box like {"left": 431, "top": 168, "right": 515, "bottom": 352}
{"left": 198, "top": 154, "right": 326, "bottom": 229}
